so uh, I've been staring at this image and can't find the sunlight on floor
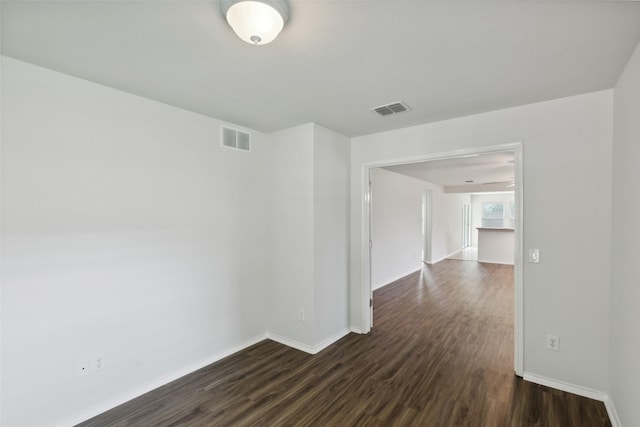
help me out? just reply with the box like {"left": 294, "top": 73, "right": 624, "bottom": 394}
{"left": 446, "top": 247, "right": 478, "bottom": 261}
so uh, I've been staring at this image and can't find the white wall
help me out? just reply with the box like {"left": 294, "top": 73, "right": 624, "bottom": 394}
{"left": 1, "top": 48, "right": 627, "bottom": 426}
{"left": 370, "top": 168, "right": 431, "bottom": 289}
{"left": 351, "top": 90, "right": 613, "bottom": 393}
{"left": 610, "top": 40, "right": 640, "bottom": 427}
{"left": 429, "top": 191, "right": 465, "bottom": 263}
{"left": 370, "top": 168, "right": 469, "bottom": 290}
{"left": 312, "top": 125, "right": 350, "bottom": 345}
{"left": 444, "top": 193, "right": 471, "bottom": 252}
{"left": 268, "top": 124, "right": 315, "bottom": 347}
{"left": 1, "top": 58, "right": 352, "bottom": 426}
{"left": 477, "top": 229, "right": 515, "bottom": 265}
{"left": 1, "top": 57, "right": 271, "bottom": 426}
{"left": 470, "top": 193, "right": 515, "bottom": 247}
{"left": 268, "top": 123, "right": 350, "bottom": 349}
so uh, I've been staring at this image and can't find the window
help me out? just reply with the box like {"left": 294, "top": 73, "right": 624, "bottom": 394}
{"left": 481, "top": 202, "right": 504, "bottom": 227}
{"left": 509, "top": 201, "right": 515, "bottom": 228}
{"left": 481, "top": 201, "right": 514, "bottom": 228}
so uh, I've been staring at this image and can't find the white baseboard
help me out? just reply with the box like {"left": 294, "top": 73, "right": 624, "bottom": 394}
{"left": 604, "top": 395, "right": 622, "bottom": 427}
{"left": 426, "top": 250, "right": 460, "bottom": 265}
{"left": 55, "top": 350, "right": 622, "bottom": 427}
{"left": 444, "top": 249, "right": 464, "bottom": 260}
{"left": 373, "top": 268, "right": 422, "bottom": 290}
{"left": 54, "top": 333, "right": 268, "bottom": 427}
{"left": 477, "top": 259, "right": 515, "bottom": 265}
{"left": 267, "top": 328, "right": 351, "bottom": 355}
{"left": 312, "top": 328, "right": 352, "bottom": 353}
{"left": 54, "top": 328, "right": 353, "bottom": 427}
{"left": 350, "top": 326, "right": 364, "bottom": 334}
{"left": 524, "top": 372, "right": 621, "bottom": 426}
{"left": 523, "top": 372, "right": 607, "bottom": 402}
{"left": 267, "top": 333, "right": 314, "bottom": 353}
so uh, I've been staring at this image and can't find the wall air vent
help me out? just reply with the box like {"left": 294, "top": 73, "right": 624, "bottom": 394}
{"left": 222, "top": 126, "right": 251, "bottom": 152}
{"left": 371, "top": 101, "right": 411, "bottom": 117}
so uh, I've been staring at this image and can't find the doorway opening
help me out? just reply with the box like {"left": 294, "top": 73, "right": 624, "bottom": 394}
{"left": 361, "top": 142, "right": 523, "bottom": 376}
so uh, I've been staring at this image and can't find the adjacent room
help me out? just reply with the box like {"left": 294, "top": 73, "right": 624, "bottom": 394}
{"left": 2, "top": 1, "right": 640, "bottom": 426}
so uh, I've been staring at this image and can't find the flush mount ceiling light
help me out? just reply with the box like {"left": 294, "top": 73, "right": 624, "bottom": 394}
{"left": 220, "top": 0, "right": 289, "bottom": 45}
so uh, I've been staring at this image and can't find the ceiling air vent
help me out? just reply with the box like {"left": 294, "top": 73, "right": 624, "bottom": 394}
{"left": 222, "top": 126, "right": 251, "bottom": 152}
{"left": 372, "top": 101, "right": 411, "bottom": 117}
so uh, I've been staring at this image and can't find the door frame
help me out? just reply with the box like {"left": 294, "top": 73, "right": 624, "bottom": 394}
{"left": 361, "top": 142, "right": 524, "bottom": 376}
{"left": 463, "top": 203, "right": 471, "bottom": 248}
{"left": 422, "top": 190, "right": 433, "bottom": 264}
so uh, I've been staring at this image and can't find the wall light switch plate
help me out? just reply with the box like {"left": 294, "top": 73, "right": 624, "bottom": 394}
{"left": 92, "top": 355, "right": 105, "bottom": 373}
{"left": 529, "top": 249, "right": 540, "bottom": 263}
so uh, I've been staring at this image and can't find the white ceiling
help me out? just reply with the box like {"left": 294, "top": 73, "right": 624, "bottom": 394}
{"left": 383, "top": 151, "right": 515, "bottom": 193}
{"left": 2, "top": 1, "right": 640, "bottom": 137}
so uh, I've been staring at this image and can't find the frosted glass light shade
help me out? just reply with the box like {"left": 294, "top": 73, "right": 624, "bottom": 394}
{"left": 223, "top": 0, "right": 287, "bottom": 45}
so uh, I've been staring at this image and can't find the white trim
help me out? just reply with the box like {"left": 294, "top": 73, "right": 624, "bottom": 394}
{"left": 429, "top": 249, "right": 463, "bottom": 265}
{"left": 513, "top": 143, "right": 524, "bottom": 376}
{"left": 312, "top": 329, "right": 352, "bottom": 353}
{"left": 523, "top": 372, "right": 607, "bottom": 402}
{"left": 477, "top": 260, "right": 515, "bottom": 266}
{"left": 268, "top": 333, "right": 313, "bottom": 353}
{"left": 350, "top": 326, "right": 364, "bottom": 334}
{"left": 362, "top": 165, "right": 373, "bottom": 333}
{"left": 53, "top": 333, "right": 269, "bottom": 427}
{"left": 422, "top": 190, "right": 433, "bottom": 264}
{"left": 52, "top": 328, "right": 353, "bottom": 426}
{"left": 360, "top": 142, "right": 524, "bottom": 376}
{"left": 432, "top": 246, "right": 471, "bottom": 265}
{"left": 372, "top": 268, "right": 422, "bottom": 291}
{"left": 604, "top": 396, "right": 622, "bottom": 427}
{"left": 267, "top": 328, "right": 351, "bottom": 355}
{"left": 444, "top": 249, "right": 464, "bottom": 260}
{"left": 524, "top": 372, "right": 620, "bottom": 425}
{"left": 360, "top": 144, "right": 522, "bottom": 169}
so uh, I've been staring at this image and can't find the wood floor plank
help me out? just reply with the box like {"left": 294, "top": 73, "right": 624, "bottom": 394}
{"left": 78, "top": 260, "right": 611, "bottom": 427}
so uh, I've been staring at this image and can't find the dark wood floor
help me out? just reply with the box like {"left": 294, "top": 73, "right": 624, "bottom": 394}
{"left": 79, "top": 260, "right": 611, "bottom": 426}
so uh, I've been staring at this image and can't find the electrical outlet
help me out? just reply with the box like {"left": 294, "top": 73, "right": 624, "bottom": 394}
{"left": 297, "top": 309, "right": 304, "bottom": 322}
{"left": 77, "top": 359, "right": 90, "bottom": 378}
{"left": 546, "top": 334, "right": 560, "bottom": 351}
{"left": 92, "top": 355, "right": 105, "bottom": 373}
